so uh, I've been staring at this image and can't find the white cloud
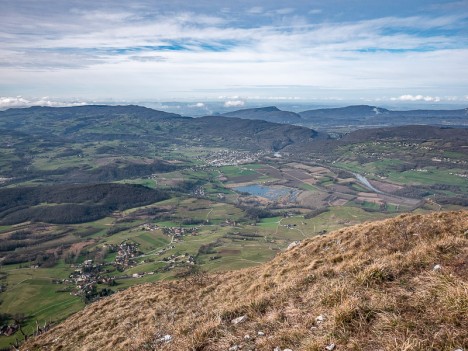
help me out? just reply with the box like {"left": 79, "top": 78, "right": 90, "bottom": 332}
{"left": 276, "top": 8, "right": 295, "bottom": 15}
{"left": 218, "top": 96, "right": 240, "bottom": 100}
{"left": 391, "top": 94, "right": 441, "bottom": 102}
{"left": 128, "top": 55, "right": 166, "bottom": 62}
{"left": 189, "top": 102, "right": 205, "bottom": 108}
{"left": 0, "top": 96, "right": 87, "bottom": 110}
{"left": 70, "top": 9, "right": 133, "bottom": 23}
{"left": 244, "top": 96, "right": 301, "bottom": 100}
{"left": 247, "top": 6, "right": 263, "bottom": 14}
{"left": 309, "top": 9, "right": 322, "bottom": 15}
{"left": 224, "top": 100, "right": 245, "bottom": 107}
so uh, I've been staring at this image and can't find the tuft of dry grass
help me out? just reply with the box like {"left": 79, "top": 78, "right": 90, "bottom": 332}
{"left": 22, "top": 211, "right": 468, "bottom": 350}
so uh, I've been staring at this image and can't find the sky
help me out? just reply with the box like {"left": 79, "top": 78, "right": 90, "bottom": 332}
{"left": 1, "top": 0, "right": 468, "bottom": 109}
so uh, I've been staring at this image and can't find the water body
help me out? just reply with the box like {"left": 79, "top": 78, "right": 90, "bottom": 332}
{"left": 354, "top": 173, "right": 383, "bottom": 194}
{"left": 234, "top": 184, "right": 300, "bottom": 201}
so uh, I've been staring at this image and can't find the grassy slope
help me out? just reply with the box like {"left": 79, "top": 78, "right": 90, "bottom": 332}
{"left": 23, "top": 210, "right": 467, "bottom": 351}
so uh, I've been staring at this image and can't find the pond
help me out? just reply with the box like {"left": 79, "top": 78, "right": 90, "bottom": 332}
{"left": 234, "top": 184, "right": 300, "bottom": 201}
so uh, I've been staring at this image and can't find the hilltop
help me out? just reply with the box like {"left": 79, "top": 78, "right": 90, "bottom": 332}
{"left": 23, "top": 210, "right": 468, "bottom": 351}
{"left": 221, "top": 106, "right": 303, "bottom": 125}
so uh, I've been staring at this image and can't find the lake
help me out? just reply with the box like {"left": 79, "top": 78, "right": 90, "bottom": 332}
{"left": 234, "top": 184, "right": 300, "bottom": 201}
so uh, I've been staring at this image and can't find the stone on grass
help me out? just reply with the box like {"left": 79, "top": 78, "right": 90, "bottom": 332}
{"left": 231, "top": 315, "right": 248, "bottom": 324}
{"left": 315, "top": 315, "right": 326, "bottom": 324}
{"left": 287, "top": 241, "right": 301, "bottom": 250}
{"left": 158, "top": 335, "right": 172, "bottom": 343}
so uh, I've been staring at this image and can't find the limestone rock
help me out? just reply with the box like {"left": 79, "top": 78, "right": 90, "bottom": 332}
{"left": 231, "top": 315, "right": 248, "bottom": 324}
{"left": 315, "top": 314, "right": 326, "bottom": 324}
{"left": 158, "top": 335, "right": 172, "bottom": 343}
{"left": 287, "top": 241, "right": 301, "bottom": 250}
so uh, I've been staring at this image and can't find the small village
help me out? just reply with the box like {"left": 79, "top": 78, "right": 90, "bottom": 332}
{"left": 161, "top": 226, "right": 199, "bottom": 240}
{"left": 59, "top": 240, "right": 144, "bottom": 300}
{"left": 196, "top": 149, "right": 265, "bottom": 167}
{"left": 56, "top": 229, "right": 199, "bottom": 302}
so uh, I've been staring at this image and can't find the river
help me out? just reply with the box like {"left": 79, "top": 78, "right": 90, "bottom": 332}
{"left": 354, "top": 173, "right": 384, "bottom": 194}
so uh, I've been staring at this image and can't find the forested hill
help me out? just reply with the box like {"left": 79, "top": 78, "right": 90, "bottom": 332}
{"left": 221, "top": 106, "right": 303, "bottom": 124}
{"left": 0, "top": 104, "right": 319, "bottom": 150}
{"left": 0, "top": 183, "right": 169, "bottom": 225}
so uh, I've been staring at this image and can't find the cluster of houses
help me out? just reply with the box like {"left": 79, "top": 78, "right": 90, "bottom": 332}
{"left": 114, "top": 241, "right": 143, "bottom": 271}
{"left": 66, "top": 259, "right": 110, "bottom": 298}
{"left": 0, "top": 177, "right": 11, "bottom": 184}
{"left": 61, "top": 241, "right": 143, "bottom": 298}
{"left": 53, "top": 228, "right": 203, "bottom": 302}
{"left": 192, "top": 186, "right": 206, "bottom": 197}
{"left": 162, "top": 253, "right": 195, "bottom": 265}
{"left": 139, "top": 223, "right": 159, "bottom": 231}
{"left": 161, "top": 226, "right": 199, "bottom": 241}
{"left": 196, "top": 149, "right": 264, "bottom": 167}
{"left": 450, "top": 172, "right": 468, "bottom": 178}
{"left": 0, "top": 324, "right": 19, "bottom": 337}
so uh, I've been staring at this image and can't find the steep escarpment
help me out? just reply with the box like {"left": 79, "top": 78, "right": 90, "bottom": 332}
{"left": 23, "top": 211, "right": 468, "bottom": 351}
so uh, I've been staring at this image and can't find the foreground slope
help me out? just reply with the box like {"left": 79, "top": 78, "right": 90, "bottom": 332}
{"left": 24, "top": 211, "right": 467, "bottom": 351}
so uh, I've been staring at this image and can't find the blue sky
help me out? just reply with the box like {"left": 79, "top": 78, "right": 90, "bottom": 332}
{"left": 1, "top": 0, "right": 467, "bottom": 109}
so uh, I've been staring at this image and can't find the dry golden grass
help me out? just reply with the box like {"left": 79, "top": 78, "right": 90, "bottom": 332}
{"left": 23, "top": 211, "right": 468, "bottom": 351}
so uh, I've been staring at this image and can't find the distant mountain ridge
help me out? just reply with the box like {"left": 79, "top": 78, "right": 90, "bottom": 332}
{"left": 299, "top": 104, "right": 467, "bottom": 119}
{"left": 0, "top": 104, "right": 318, "bottom": 152}
{"left": 342, "top": 124, "right": 468, "bottom": 142}
{"left": 4, "top": 104, "right": 183, "bottom": 121}
{"left": 217, "top": 104, "right": 467, "bottom": 131}
{"left": 299, "top": 105, "right": 391, "bottom": 119}
{"left": 299, "top": 105, "right": 468, "bottom": 131}
{"left": 221, "top": 106, "right": 303, "bottom": 124}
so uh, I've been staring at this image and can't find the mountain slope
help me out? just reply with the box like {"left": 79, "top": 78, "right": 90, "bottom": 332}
{"left": 184, "top": 115, "right": 318, "bottom": 150}
{"left": 24, "top": 211, "right": 468, "bottom": 351}
{"left": 299, "top": 105, "right": 467, "bottom": 120}
{"left": 341, "top": 124, "right": 468, "bottom": 142}
{"left": 0, "top": 105, "right": 317, "bottom": 152}
{"left": 221, "top": 106, "right": 303, "bottom": 124}
{"left": 0, "top": 105, "right": 182, "bottom": 132}
{"left": 299, "top": 105, "right": 390, "bottom": 120}
{"left": 298, "top": 105, "right": 468, "bottom": 131}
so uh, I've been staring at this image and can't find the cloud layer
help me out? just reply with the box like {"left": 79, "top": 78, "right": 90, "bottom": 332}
{"left": 0, "top": 0, "right": 467, "bottom": 102}
{"left": 391, "top": 95, "right": 441, "bottom": 102}
{"left": 0, "top": 96, "right": 87, "bottom": 109}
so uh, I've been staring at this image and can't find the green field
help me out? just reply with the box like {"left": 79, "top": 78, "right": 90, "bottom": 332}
{"left": 387, "top": 168, "right": 468, "bottom": 187}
